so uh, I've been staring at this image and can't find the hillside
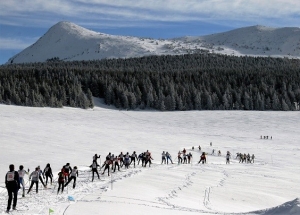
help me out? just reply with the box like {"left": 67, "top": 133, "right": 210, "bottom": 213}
{"left": 7, "top": 21, "right": 300, "bottom": 64}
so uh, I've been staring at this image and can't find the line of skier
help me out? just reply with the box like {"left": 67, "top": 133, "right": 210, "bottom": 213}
{"left": 89, "top": 150, "right": 154, "bottom": 181}
{"left": 4, "top": 147, "right": 255, "bottom": 213}
{"left": 236, "top": 153, "right": 255, "bottom": 163}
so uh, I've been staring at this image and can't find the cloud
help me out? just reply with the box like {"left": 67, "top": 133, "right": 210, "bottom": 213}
{"left": 0, "top": 37, "right": 37, "bottom": 50}
{"left": 0, "top": 0, "right": 299, "bottom": 29}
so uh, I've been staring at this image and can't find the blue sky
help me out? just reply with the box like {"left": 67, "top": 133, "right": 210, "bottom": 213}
{"left": 0, "top": 0, "right": 299, "bottom": 65}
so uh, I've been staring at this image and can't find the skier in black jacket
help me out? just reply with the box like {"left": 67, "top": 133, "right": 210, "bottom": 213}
{"left": 90, "top": 160, "right": 100, "bottom": 182}
{"left": 5, "top": 164, "right": 20, "bottom": 213}
{"left": 43, "top": 163, "right": 53, "bottom": 186}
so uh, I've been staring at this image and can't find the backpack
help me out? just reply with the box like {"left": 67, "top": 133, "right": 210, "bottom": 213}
{"left": 6, "top": 171, "right": 15, "bottom": 182}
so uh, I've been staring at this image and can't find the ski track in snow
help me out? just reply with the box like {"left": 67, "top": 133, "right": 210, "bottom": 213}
{"left": 0, "top": 157, "right": 249, "bottom": 215}
{"left": 0, "top": 165, "right": 145, "bottom": 214}
{"left": 0, "top": 148, "right": 290, "bottom": 215}
{"left": 1, "top": 105, "right": 299, "bottom": 215}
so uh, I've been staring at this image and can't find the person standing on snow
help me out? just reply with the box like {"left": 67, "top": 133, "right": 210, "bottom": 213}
{"left": 166, "top": 152, "right": 173, "bottom": 164}
{"left": 64, "top": 166, "right": 78, "bottom": 189}
{"left": 198, "top": 152, "right": 206, "bottom": 164}
{"left": 183, "top": 153, "right": 188, "bottom": 164}
{"left": 90, "top": 160, "right": 100, "bottom": 182}
{"left": 102, "top": 159, "right": 112, "bottom": 176}
{"left": 63, "top": 163, "right": 72, "bottom": 181}
{"left": 161, "top": 151, "right": 166, "bottom": 164}
{"left": 124, "top": 152, "right": 131, "bottom": 169}
{"left": 119, "top": 152, "right": 124, "bottom": 167}
{"left": 144, "top": 150, "right": 153, "bottom": 167}
{"left": 57, "top": 168, "right": 65, "bottom": 194}
{"left": 130, "top": 151, "right": 138, "bottom": 168}
{"left": 18, "top": 165, "right": 29, "bottom": 197}
{"left": 226, "top": 152, "right": 231, "bottom": 164}
{"left": 43, "top": 163, "right": 53, "bottom": 186}
{"left": 187, "top": 152, "right": 192, "bottom": 164}
{"left": 5, "top": 164, "right": 20, "bottom": 213}
{"left": 27, "top": 167, "right": 40, "bottom": 194}
{"left": 37, "top": 166, "right": 46, "bottom": 188}
{"left": 137, "top": 152, "right": 144, "bottom": 165}
{"left": 102, "top": 153, "right": 112, "bottom": 169}
{"left": 113, "top": 156, "right": 120, "bottom": 172}
{"left": 177, "top": 151, "right": 183, "bottom": 164}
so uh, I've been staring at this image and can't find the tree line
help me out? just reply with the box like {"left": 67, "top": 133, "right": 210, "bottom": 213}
{"left": 0, "top": 53, "right": 300, "bottom": 111}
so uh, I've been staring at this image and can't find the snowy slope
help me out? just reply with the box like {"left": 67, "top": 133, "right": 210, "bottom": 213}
{"left": 184, "top": 25, "right": 300, "bottom": 57}
{"left": 7, "top": 22, "right": 300, "bottom": 64}
{"left": 0, "top": 99, "right": 299, "bottom": 215}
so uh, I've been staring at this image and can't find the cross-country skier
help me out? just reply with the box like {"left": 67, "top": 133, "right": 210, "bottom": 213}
{"left": 183, "top": 153, "right": 187, "bottom": 164}
{"left": 37, "top": 166, "right": 46, "bottom": 188}
{"left": 144, "top": 150, "right": 153, "bottom": 167}
{"left": 102, "top": 153, "right": 112, "bottom": 169}
{"left": 198, "top": 145, "right": 201, "bottom": 151}
{"left": 218, "top": 150, "right": 221, "bottom": 156}
{"left": 251, "top": 154, "right": 255, "bottom": 163}
{"left": 57, "top": 168, "right": 65, "bottom": 194}
{"left": 124, "top": 152, "right": 131, "bottom": 169}
{"left": 27, "top": 167, "right": 39, "bottom": 194}
{"left": 102, "top": 160, "right": 112, "bottom": 176}
{"left": 110, "top": 154, "right": 115, "bottom": 171}
{"left": 187, "top": 152, "right": 192, "bottom": 164}
{"left": 166, "top": 152, "right": 173, "bottom": 164}
{"left": 43, "top": 163, "right": 53, "bottom": 186}
{"left": 247, "top": 153, "right": 251, "bottom": 163}
{"left": 64, "top": 166, "right": 78, "bottom": 189}
{"left": 226, "top": 152, "right": 231, "bottom": 164}
{"left": 177, "top": 151, "right": 183, "bottom": 164}
{"left": 119, "top": 152, "right": 124, "bottom": 167}
{"left": 5, "top": 164, "right": 20, "bottom": 213}
{"left": 63, "top": 163, "right": 72, "bottom": 181}
{"left": 130, "top": 151, "right": 138, "bottom": 167}
{"left": 113, "top": 156, "right": 120, "bottom": 172}
{"left": 137, "top": 152, "right": 144, "bottom": 165}
{"left": 161, "top": 151, "right": 166, "bottom": 164}
{"left": 89, "top": 160, "right": 100, "bottom": 182}
{"left": 18, "top": 165, "right": 29, "bottom": 197}
{"left": 198, "top": 152, "right": 206, "bottom": 164}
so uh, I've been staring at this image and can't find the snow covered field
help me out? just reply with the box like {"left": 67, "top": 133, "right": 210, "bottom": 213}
{"left": 0, "top": 99, "right": 299, "bottom": 215}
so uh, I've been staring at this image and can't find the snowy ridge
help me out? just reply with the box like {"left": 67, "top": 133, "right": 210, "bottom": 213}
{"left": 7, "top": 22, "right": 300, "bottom": 64}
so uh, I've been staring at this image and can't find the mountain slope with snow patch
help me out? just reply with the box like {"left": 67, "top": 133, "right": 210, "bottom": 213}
{"left": 7, "top": 22, "right": 300, "bottom": 64}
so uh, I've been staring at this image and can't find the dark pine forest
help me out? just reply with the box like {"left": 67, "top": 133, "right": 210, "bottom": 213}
{"left": 1, "top": 53, "right": 300, "bottom": 111}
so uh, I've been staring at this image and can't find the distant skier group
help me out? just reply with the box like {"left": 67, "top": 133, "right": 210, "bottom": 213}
{"left": 174, "top": 148, "right": 193, "bottom": 164}
{"left": 236, "top": 153, "right": 255, "bottom": 163}
{"left": 89, "top": 150, "right": 154, "bottom": 181}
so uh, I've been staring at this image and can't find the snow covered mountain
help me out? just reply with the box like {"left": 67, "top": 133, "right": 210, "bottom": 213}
{"left": 7, "top": 21, "right": 300, "bottom": 64}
